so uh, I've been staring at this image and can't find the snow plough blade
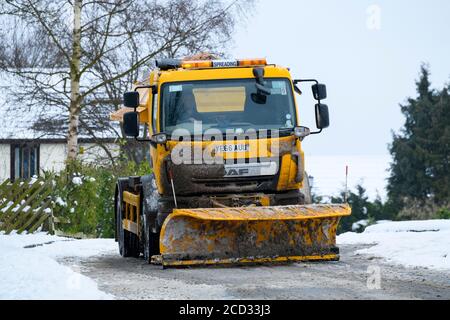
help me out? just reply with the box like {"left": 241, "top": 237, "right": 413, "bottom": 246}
{"left": 153, "top": 204, "right": 351, "bottom": 267}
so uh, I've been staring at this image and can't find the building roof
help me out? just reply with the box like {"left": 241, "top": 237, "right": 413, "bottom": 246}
{"left": 0, "top": 71, "right": 120, "bottom": 142}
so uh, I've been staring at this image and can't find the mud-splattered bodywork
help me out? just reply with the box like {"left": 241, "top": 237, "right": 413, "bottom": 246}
{"left": 157, "top": 204, "right": 351, "bottom": 267}
{"left": 112, "top": 62, "right": 351, "bottom": 267}
{"left": 153, "top": 135, "right": 304, "bottom": 196}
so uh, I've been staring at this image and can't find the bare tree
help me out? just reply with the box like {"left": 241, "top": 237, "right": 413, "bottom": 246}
{"left": 0, "top": 0, "right": 253, "bottom": 163}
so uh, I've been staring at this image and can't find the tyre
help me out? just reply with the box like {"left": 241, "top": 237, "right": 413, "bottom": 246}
{"left": 115, "top": 183, "right": 140, "bottom": 258}
{"left": 142, "top": 213, "right": 160, "bottom": 263}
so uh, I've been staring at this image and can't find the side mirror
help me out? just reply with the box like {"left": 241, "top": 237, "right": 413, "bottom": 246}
{"left": 312, "top": 84, "right": 327, "bottom": 100}
{"left": 123, "top": 91, "right": 140, "bottom": 108}
{"left": 315, "top": 104, "right": 330, "bottom": 129}
{"left": 123, "top": 112, "right": 139, "bottom": 137}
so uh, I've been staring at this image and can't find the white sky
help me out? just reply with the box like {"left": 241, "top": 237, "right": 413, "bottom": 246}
{"left": 231, "top": 0, "right": 450, "bottom": 156}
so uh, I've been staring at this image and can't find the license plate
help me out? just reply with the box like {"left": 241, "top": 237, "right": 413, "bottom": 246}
{"left": 215, "top": 144, "right": 249, "bottom": 153}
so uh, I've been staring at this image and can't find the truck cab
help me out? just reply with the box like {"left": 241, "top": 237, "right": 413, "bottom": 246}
{"left": 120, "top": 58, "right": 329, "bottom": 205}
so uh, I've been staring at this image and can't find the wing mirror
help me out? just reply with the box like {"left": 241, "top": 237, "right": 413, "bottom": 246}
{"left": 123, "top": 112, "right": 139, "bottom": 137}
{"left": 315, "top": 103, "right": 330, "bottom": 129}
{"left": 312, "top": 84, "right": 327, "bottom": 100}
{"left": 293, "top": 79, "right": 331, "bottom": 134}
{"left": 123, "top": 91, "right": 140, "bottom": 108}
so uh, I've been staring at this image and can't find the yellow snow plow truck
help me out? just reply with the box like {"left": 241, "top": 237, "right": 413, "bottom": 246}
{"left": 110, "top": 57, "right": 350, "bottom": 267}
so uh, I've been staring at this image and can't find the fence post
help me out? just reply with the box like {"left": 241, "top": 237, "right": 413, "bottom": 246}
{"left": 49, "top": 208, "right": 55, "bottom": 235}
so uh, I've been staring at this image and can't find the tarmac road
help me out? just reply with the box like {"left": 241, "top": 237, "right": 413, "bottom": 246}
{"left": 61, "top": 244, "right": 450, "bottom": 300}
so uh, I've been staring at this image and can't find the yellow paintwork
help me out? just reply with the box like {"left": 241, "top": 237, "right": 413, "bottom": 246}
{"left": 153, "top": 135, "right": 303, "bottom": 193}
{"left": 122, "top": 218, "right": 138, "bottom": 235}
{"left": 154, "top": 254, "right": 339, "bottom": 267}
{"left": 157, "top": 204, "right": 350, "bottom": 267}
{"left": 123, "top": 191, "right": 140, "bottom": 207}
{"left": 152, "top": 66, "right": 296, "bottom": 132}
{"left": 260, "top": 195, "right": 270, "bottom": 207}
{"left": 164, "top": 204, "right": 350, "bottom": 222}
{"left": 111, "top": 61, "right": 352, "bottom": 266}
{"left": 123, "top": 191, "right": 140, "bottom": 236}
{"left": 114, "top": 64, "right": 304, "bottom": 194}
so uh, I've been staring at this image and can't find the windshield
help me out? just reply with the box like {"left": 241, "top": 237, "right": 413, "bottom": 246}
{"left": 161, "top": 78, "right": 296, "bottom": 135}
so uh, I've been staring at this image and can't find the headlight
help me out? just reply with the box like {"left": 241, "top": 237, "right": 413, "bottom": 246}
{"left": 152, "top": 133, "right": 167, "bottom": 144}
{"left": 294, "top": 126, "right": 310, "bottom": 139}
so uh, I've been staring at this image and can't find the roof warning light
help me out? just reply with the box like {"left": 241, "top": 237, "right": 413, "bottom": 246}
{"left": 156, "top": 58, "right": 267, "bottom": 70}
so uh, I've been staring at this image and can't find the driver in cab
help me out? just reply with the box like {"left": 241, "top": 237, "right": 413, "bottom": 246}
{"left": 176, "top": 90, "right": 199, "bottom": 124}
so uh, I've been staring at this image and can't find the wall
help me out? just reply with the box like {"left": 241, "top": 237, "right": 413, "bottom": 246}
{"left": 40, "top": 142, "right": 120, "bottom": 172}
{"left": 80, "top": 143, "right": 120, "bottom": 165}
{"left": 0, "top": 144, "right": 10, "bottom": 181}
{"left": 0, "top": 142, "right": 120, "bottom": 181}
{"left": 39, "top": 143, "right": 67, "bottom": 174}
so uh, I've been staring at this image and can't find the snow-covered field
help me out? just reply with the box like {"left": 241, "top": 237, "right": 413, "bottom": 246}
{"left": 338, "top": 220, "right": 450, "bottom": 271}
{"left": 306, "top": 154, "right": 390, "bottom": 200}
{"left": 0, "top": 232, "right": 116, "bottom": 299}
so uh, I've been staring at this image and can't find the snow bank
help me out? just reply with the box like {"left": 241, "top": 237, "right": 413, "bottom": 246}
{"left": 352, "top": 219, "right": 369, "bottom": 231}
{"left": 363, "top": 220, "right": 450, "bottom": 233}
{"left": 338, "top": 220, "right": 450, "bottom": 271}
{"left": 0, "top": 233, "right": 116, "bottom": 300}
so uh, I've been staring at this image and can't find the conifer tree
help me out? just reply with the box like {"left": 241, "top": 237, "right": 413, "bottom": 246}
{"left": 387, "top": 65, "right": 450, "bottom": 211}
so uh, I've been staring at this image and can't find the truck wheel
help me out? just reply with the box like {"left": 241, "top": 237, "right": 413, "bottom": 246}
{"left": 142, "top": 213, "right": 160, "bottom": 263}
{"left": 116, "top": 184, "right": 140, "bottom": 258}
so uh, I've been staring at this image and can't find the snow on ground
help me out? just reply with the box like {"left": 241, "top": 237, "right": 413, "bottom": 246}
{"left": 0, "top": 232, "right": 116, "bottom": 299}
{"left": 338, "top": 220, "right": 450, "bottom": 271}
{"left": 306, "top": 154, "right": 390, "bottom": 200}
{"left": 352, "top": 219, "right": 370, "bottom": 231}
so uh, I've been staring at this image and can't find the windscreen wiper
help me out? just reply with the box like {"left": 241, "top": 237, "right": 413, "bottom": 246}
{"left": 255, "top": 83, "right": 271, "bottom": 95}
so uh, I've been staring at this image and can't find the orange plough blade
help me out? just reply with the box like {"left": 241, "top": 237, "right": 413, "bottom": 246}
{"left": 153, "top": 204, "right": 351, "bottom": 267}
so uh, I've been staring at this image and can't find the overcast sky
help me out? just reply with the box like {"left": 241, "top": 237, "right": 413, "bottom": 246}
{"left": 231, "top": 0, "right": 450, "bottom": 156}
